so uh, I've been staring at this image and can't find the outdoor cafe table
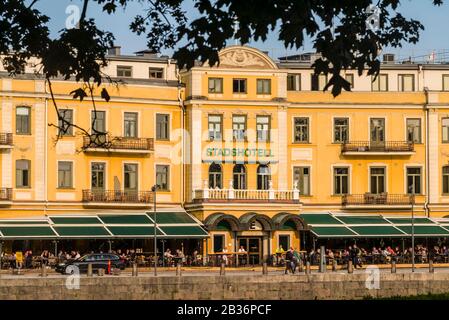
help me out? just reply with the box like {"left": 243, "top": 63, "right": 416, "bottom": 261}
{"left": 207, "top": 252, "right": 249, "bottom": 267}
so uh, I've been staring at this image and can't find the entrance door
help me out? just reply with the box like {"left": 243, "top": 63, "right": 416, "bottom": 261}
{"left": 238, "top": 237, "right": 262, "bottom": 265}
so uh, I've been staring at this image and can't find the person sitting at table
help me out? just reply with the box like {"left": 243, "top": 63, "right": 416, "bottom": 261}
{"left": 176, "top": 249, "right": 185, "bottom": 265}
{"left": 41, "top": 250, "right": 50, "bottom": 266}
{"left": 238, "top": 246, "right": 246, "bottom": 253}
{"left": 221, "top": 247, "right": 229, "bottom": 266}
{"left": 24, "top": 250, "right": 33, "bottom": 269}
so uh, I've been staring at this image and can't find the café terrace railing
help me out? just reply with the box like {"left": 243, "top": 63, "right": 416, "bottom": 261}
{"left": 341, "top": 141, "right": 414, "bottom": 154}
{"left": 0, "top": 188, "right": 12, "bottom": 201}
{"left": 342, "top": 193, "right": 415, "bottom": 206}
{"left": 82, "top": 190, "right": 153, "bottom": 204}
{"left": 0, "top": 133, "right": 13, "bottom": 146}
{"left": 82, "top": 136, "right": 154, "bottom": 152}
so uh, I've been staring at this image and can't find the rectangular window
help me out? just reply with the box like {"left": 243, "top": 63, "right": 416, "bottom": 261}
{"left": 345, "top": 74, "right": 354, "bottom": 88}
{"left": 370, "top": 167, "right": 386, "bottom": 194}
{"left": 208, "top": 115, "right": 222, "bottom": 141}
{"left": 149, "top": 67, "right": 163, "bottom": 79}
{"left": 256, "top": 116, "right": 270, "bottom": 142}
{"left": 294, "top": 117, "right": 309, "bottom": 143}
{"left": 372, "top": 74, "right": 388, "bottom": 91}
{"left": 58, "top": 109, "right": 73, "bottom": 136}
{"left": 278, "top": 235, "right": 290, "bottom": 251}
{"left": 117, "top": 65, "right": 132, "bottom": 77}
{"left": 16, "top": 160, "right": 30, "bottom": 188}
{"left": 334, "top": 167, "right": 349, "bottom": 195}
{"left": 333, "top": 118, "right": 349, "bottom": 143}
{"left": 124, "top": 112, "right": 138, "bottom": 138}
{"left": 124, "top": 163, "right": 138, "bottom": 191}
{"left": 443, "top": 118, "right": 449, "bottom": 143}
{"left": 91, "top": 162, "right": 105, "bottom": 190}
{"left": 233, "top": 79, "right": 247, "bottom": 93}
{"left": 443, "top": 75, "right": 449, "bottom": 91}
{"left": 156, "top": 165, "right": 170, "bottom": 191}
{"left": 16, "top": 106, "right": 31, "bottom": 135}
{"left": 287, "top": 74, "right": 301, "bottom": 91}
{"left": 406, "top": 118, "right": 421, "bottom": 143}
{"left": 443, "top": 167, "right": 449, "bottom": 194}
{"left": 232, "top": 115, "right": 247, "bottom": 141}
{"left": 91, "top": 110, "right": 106, "bottom": 133}
{"left": 208, "top": 78, "right": 223, "bottom": 93}
{"left": 398, "top": 74, "right": 415, "bottom": 92}
{"left": 370, "top": 118, "right": 385, "bottom": 143}
{"left": 58, "top": 161, "right": 73, "bottom": 188}
{"left": 257, "top": 79, "right": 271, "bottom": 94}
{"left": 213, "top": 234, "right": 224, "bottom": 253}
{"left": 311, "top": 74, "right": 327, "bottom": 91}
{"left": 407, "top": 167, "right": 422, "bottom": 194}
{"left": 293, "top": 167, "right": 310, "bottom": 196}
{"left": 156, "top": 114, "right": 169, "bottom": 140}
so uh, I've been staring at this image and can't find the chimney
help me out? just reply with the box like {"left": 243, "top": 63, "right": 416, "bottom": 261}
{"left": 107, "top": 46, "right": 121, "bottom": 56}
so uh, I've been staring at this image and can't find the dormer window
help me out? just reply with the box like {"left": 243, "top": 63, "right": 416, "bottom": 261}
{"left": 117, "top": 65, "right": 132, "bottom": 77}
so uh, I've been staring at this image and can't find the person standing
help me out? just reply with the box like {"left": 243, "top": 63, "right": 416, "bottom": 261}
{"left": 284, "top": 247, "right": 295, "bottom": 274}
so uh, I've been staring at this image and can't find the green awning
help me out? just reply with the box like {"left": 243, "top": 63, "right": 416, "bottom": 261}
{"left": 396, "top": 225, "right": 449, "bottom": 236}
{"left": 107, "top": 226, "right": 163, "bottom": 237}
{"left": 147, "top": 211, "right": 198, "bottom": 224}
{"left": 386, "top": 218, "right": 434, "bottom": 224}
{"left": 50, "top": 217, "right": 102, "bottom": 224}
{"left": 310, "top": 227, "right": 356, "bottom": 237}
{"left": 161, "top": 226, "right": 208, "bottom": 237}
{"left": 53, "top": 226, "right": 110, "bottom": 238}
{"left": 98, "top": 214, "right": 152, "bottom": 224}
{"left": 336, "top": 215, "right": 388, "bottom": 225}
{"left": 350, "top": 226, "right": 405, "bottom": 237}
{"left": 301, "top": 213, "right": 343, "bottom": 225}
{"left": 0, "top": 226, "right": 56, "bottom": 238}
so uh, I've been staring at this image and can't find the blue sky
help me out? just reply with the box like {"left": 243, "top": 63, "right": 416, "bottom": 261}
{"left": 35, "top": 0, "right": 449, "bottom": 60}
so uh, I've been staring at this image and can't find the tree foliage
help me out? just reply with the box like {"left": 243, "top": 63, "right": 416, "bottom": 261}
{"left": 0, "top": 0, "right": 444, "bottom": 141}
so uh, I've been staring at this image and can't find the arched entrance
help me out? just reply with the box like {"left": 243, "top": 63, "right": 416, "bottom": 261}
{"left": 272, "top": 212, "right": 309, "bottom": 254}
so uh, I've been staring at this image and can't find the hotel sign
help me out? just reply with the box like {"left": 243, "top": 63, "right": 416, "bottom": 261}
{"left": 206, "top": 148, "right": 274, "bottom": 157}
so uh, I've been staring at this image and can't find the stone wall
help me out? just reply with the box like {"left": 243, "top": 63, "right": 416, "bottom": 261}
{"left": 0, "top": 272, "right": 448, "bottom": 300}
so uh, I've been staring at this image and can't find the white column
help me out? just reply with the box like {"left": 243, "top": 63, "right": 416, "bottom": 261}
{"left": 428, "top": 110, "right": 439, "bottom": 203}
{"left": 34, "top": 102, "right": 46, "bottom": 200}
{"left": 277, "top": 106, "right": 288, "bottom": 190}
{"left": 191, "top": 105, "right": 202, "bottom": 197}
{"left": 1, "top": 97, "right": 12, "bottom": 189}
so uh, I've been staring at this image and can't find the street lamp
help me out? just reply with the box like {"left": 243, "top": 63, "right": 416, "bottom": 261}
{"left": 151, "top": 184, "right": 158, "bottom": 276}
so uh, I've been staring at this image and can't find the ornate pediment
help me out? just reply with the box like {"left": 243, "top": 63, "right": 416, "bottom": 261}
{"left": 216, "top": 46, "right": 278, "bottom": 70}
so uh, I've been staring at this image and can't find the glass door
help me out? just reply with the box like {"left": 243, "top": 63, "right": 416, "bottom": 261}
{"left": 370, "top": 118, "right": 385, "bottom": 150}
{"left": 238, "top": 237, "right": 262, "bottom": 265}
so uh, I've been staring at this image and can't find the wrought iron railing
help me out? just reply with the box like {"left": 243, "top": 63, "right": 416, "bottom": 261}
{"left": 0, "top": 133, "right": 13, "bottom": 146}
{"left": 82, "top": 190, "right": 153, "bottom": 203}
{"left": 341, "top": 141, "right": 414, "bottom": 153}
{"left": 342, "top": 193, "right": 415, "bottom": 206}
{"left": 0, "top": 188, "right": 13, "bottom": 201}
{"left": 83, "top": 136, "right": 154, "bottom": 151}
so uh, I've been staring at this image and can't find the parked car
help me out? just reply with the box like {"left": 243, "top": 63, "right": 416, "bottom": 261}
{"left": 55, "top": 253, "right": 125, "bottom": 274}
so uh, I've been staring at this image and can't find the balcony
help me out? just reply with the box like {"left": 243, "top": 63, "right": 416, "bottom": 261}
{"left": 0, "top": 188, "right": 13, "bottom": 206}
{"left": 341, "top": 141, "right": 414, "bottom": 155}
{"left": 342, "top": 193, "right": 415, "bottom": 209}
{"left": 83, "top": 136, "right": 154, "bottom": 154}
{"left": 82, "top": 190, "right": 153, "bottom": 207}
{"left": 0, "top": 133, "right": 13, "bottom": 149}
{"left": 193, "top": 188, "right": 300, "bottom": 204}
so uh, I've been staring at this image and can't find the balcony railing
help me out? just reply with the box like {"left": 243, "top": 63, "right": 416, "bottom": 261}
{"left": 0, "top": 188, "right": 13, "bottom": 201}
{"left": 342, "top": 193, "right": 415, "bottom": 207}
{"left": 83, "top": 136, "right": 154, "bottom": 152}
{"left": 0, "top": 133, "right": 13, "bottom": 146}
{"left": 193, "top": 188, "right": 300, "bottom": 203}
{"left": 341, "top": 141, "right": 414, "bottom": 154}
{"left": 82, "top": 190, "right": 153, "bottom": 204}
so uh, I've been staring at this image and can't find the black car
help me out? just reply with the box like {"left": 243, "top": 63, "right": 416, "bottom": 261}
{"left": 55, "top": 253, "right": 125, "bottom": 274}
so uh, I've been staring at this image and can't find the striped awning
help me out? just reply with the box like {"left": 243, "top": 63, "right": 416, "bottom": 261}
{"left": 0, "top": 211, "right": 208, "bottom": 240}
{"left": 300, "top": 212, "right": 449, "bottom": 238}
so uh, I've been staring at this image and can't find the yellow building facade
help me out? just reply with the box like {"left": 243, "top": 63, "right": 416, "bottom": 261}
{"left": 2, "top": 45, "right": 449, "bottom": 261}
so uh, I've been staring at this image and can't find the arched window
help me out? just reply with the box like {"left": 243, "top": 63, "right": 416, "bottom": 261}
{"left": 233, "top": 164, "right": 246, "bottom": 189}
{"left": 257, "top": 165, "right": 271, "bottom": 190}
{"left": 209, "top": 163, "right": 222, "bottom": 189}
